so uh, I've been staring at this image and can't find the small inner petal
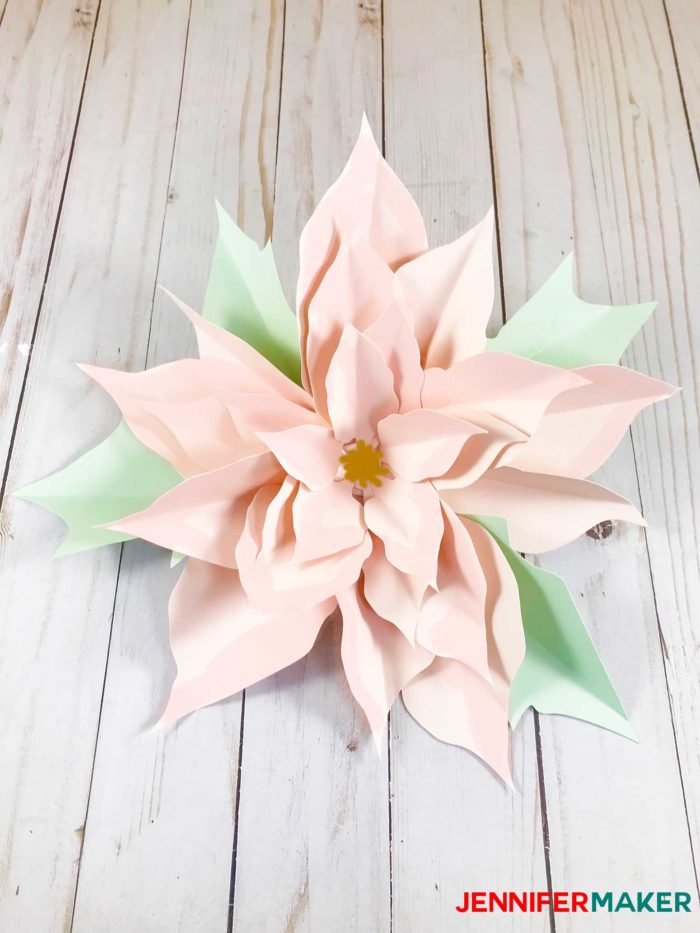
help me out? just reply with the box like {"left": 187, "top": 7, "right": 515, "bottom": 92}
{"left": 339, "top": 440, "right": 390, "bottom": 489}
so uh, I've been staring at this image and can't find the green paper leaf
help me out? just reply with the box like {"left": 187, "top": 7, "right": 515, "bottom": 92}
{"left": 15, "top": 421, "right": 181, "bottom": 556}
{"left": 486, "top": 255, "right": 655, "bottom": 368}
{"left": 473, "top": 516, "right": 636, "bottom": 740}
{"left": 203, "top": 202, "right": 302, "bottom": 383}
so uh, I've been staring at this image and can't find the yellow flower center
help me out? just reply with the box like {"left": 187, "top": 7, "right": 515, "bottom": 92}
{"left": 339, "top": 440, "right": 390, "bottom": 489}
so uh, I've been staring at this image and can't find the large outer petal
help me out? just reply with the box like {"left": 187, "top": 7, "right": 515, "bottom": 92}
{"left": 164, "top": 289, "right": 311, "bottom": 410}
{"left": 80, "top": 360, "right": 262, "bottom": 476}
{"left": 421, "top": 352, "right": 588, "bottom": 435}
{"left": 81, "top": 349, "right": 320, "bottom": 475}
{"left": 325, "top": 325, "right": 398, "bottom": 443}
{"left": 395, "top": 209, "right": 495, "bottom": 368}
{"left": 162, "top": 559, "right": 334, "bottom": 723}
{"left": 502, "top": 364, "right": 678, "bottom": 478}
{"left": 108, "top": 453, "right": 283, "bottom": 567}
{"left": 236, "top": 484, "right": 371, "bottom": 611}
{"left": 338, "top": 583, "right": 432, "bottom": 744}
{"left": 402, "top": 659, "right": 512, "bottom": 782}
{"left": 441, "top": 466, "right": 645, "bottom": 553}
{"left": 378, "top": 409, "right": 484, "bottom": 482}
{"left": 363, "top": 478, "right": 444, "bottom": 585}
{"left": 304, "top": 237, "right": 395, "bottom": 419}
{"left": 297, "top": 116, "right": 428, "bottom": 389}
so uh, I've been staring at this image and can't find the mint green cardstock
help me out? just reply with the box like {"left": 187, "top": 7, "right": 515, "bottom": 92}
{"left": 15, "top": 421, "right": 181, "bottom": 556}
{"left": 486, "top": 255, "right": 655, "bottom": 368}
{"left": 473, "top": 516, "right": 636, "bottom": 740}
{"left": 203, "top": 202, "right": 302, "bottom": 384}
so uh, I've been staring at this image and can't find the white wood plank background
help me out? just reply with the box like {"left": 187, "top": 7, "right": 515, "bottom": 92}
{"left": 1, "top": 1, "right": 698, "bottom": 931}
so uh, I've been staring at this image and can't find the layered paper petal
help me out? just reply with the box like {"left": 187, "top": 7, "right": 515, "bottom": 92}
{"left": 396, "top": 210, "right": 495, "bottom": 368}
{"left": 465, "top": 518, "right": 526, "bottom": 685}
{"left": 297, "top": 117, "right": 427, "bottom": 387}
{"left": 502, "top": 364, "right": 678, "bottom": 478}
{"left": 304, "top": 237, "right": 395, "bottom": 419}
{"left": 108, "top": 453, "right": 282, "bottom": 567}
{"left": 364, "top": 301, "right": 424, "bottom": 412}
{"left": 166, "top": 289, "right": 309, "bottom": 406}
{"left": 163, "top": 559, "right": 333, "bottom": 723}
{"left": 338, "top": 583, "right": 432, "bottom": 744}
{"left": 325, "top": 325, "right": 398, "bottom": 443}
{"left": 378, "top": 409, "right": 484, "bottom": 482}
{"left": 362, "top": 539, "right": 428, "bottom": 644}
{"left": 442, "top": 466, "right": 645, "bottom": 553}
{"left": 293, "top": 482, "right": 366, "bottom": 562}
{"left": 364, "top": 478, "right": 443, "bottom": 585}
{"left": 414, "top": 507, "right": 489, "bottom": 680}
{"left": 402, "top": 658, "right": 512, "bottom": 782}
{"left": 257, "top": 424, "right": 343, "bottom": 488}
{"left": 421, "top": 352, "right": 588, "bottom": 436}
{"left": 433, "top": 410, "right": 528, "bottom": 490}
{"left": 236, "top": 485, "right": 371, "bottom": 611}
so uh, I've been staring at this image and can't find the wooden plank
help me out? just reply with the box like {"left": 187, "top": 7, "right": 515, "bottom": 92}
{"left": 382, "top": 2, "right": 550, "bottom": 930}
{"left": 665, "top": 0, "right": 700, "bottom": 146}
{"left": 229, "top": 3, "right": 392, "bottom": 930}
{"left": 69, "top": 2, "right": 284, "bottom": 930}
{"left": 482, "top": 0, "right": 699, "bottom": 922}
{"left": 0, "top": 0, "right": 99, "bottom": 474}
{"left": 0, "top": 2, "right": 191, "bottom": 929}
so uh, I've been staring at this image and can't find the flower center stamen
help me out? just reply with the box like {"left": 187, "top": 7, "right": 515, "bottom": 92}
{"left": 339, "top": 440, "right": 389, "bottom": 489}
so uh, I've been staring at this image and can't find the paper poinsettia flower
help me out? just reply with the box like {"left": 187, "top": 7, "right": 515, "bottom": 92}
{"left": 19, "top": 118, "right": 677, "bottom": 781}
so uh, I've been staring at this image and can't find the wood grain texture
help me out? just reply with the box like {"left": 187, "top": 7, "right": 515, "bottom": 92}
{"left": 230, "top": 3, "right": 392, "bottom": 931}
{"left": 69, "top": 3, "right": 284, "bottom": 931}
{"left": 0, "top": 0, "right": 98, "bottom": 473}
{"left": 482, "top": 0, "right": 700, "bottom": 925}
{"left": 383, "top": 1, "right": 549, "bottom": 929}
{"left": 0, "top": 1, "right": 191, "bottom": 929}
{"left": 665, "top": 0, "right": 700, "bottom": 147}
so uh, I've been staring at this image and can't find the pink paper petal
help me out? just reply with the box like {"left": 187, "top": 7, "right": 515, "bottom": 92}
{"left": 402, "top": 657, "right": 512, "bottom": 782}
{"left": 325, "top": 324, "right": 398, "bottom": 443}
{"left": 162, "top": 559, "right": 334, "bottom": 723}
{"left": 378, "top": 408, "right": 485, "bottom": 482}
{"left": 338, "top": 582, "right": 432, "bottom": 744}
{"left": 297, "top": 116, "right": 427, "bottom": 386}
{"left": 362, "top": 538, "right": 428, "bottom": 644}
{"left": 260, "top": 477, "right": 297, "bottom": 559}
{"left": 305, "top": 236, "right": 395, "bottom": 420}
{"left": 236, "top": 485, "right": 372, "bottom": 611}
{"left": 464, "top": 518, "right": 525, "bottom": 684}
{"left": 257, "top": 424, "right": 343, "bottom": 488}
{"left": 363, "top": 478, "right": 443, "bottom": 585}
{"left": 396, "top": 209, "right": 495, "bottom": 368}
{"left": 433, "top": 409, "right": 528, "bottom": 490}
{"left": 503, "top": 364, "right": 678, "bottom": 478}
{"left": 164, "top": 289, "right": 313, "bottom": 412}
{"left": 108, "top": 453, "right": 282, "bottom": 567}
{"left": 441, "top": 466, "right": 645, "bottom": 553}
{"left": 364, "top": 301, "right": 424, "bottom": 412}
{"left": 293, "top": 482, "right": 366, "bottom": 563}
{"left": 414, "top": 507, "right": 489, "bottom": 680}
{"left": 421, "top": 351, "right": 588, "bottom": 436}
